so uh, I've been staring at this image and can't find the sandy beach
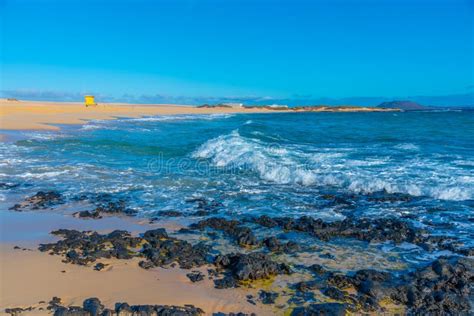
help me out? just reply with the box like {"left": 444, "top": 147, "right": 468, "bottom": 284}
{"left": 0, "top": 246, "right": 273, "bottom": 315}
{"left": 0, "top": 99, "right": 398, "bottom": 131}
{"left": 0, "top": 99, "right": 285, "bottom": 131}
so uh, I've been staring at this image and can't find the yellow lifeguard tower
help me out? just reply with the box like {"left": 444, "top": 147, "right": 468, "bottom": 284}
{"left": 84, "top": 95, "right": 97, "bottom": 107}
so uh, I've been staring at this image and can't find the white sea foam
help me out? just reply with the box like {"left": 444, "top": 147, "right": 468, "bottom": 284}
{"left": 193, "top": 131, "right": 473, "bottom": 201}
{"left": 81, "top": 124, "right": 109, "bottom": 130}
{"left": 121, "top": 113, "right": 235, "bottom": 122}
{"left": 431, "top": 187, "right": 470, "bottom": 201}
{"left": 81, "top": 114, "right": 235, "bottom": 130}
{"left": 454, "top": 160, "right": 474, "bottom": 167}
{"left": 346, "top": 158, "right": 389, "bottom": 167}
{"left": 193, "top": 130, "right": 317, "bottom": 185}
{"left": 17, "top": 170, "right": 70, "bottom": 179}
{"left": 395, "top": 143, "right": 420, "bottom": 151}
{"left": 21, "top": 131, "right": 66, "bottom": 140}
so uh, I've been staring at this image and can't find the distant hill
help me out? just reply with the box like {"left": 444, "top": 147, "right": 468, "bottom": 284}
{"left": 377, "top": 100, "right": 427, "bottom": 110}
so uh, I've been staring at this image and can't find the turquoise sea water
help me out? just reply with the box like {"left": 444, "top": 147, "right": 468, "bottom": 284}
{"left": 1, "top": 111, "right": 473, "bottom": 256}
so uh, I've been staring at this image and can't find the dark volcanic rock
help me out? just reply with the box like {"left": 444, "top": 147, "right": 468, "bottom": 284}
{"left": 294, "top": 280, "right": 321, "bottom": 292}
{"left": 319, "top": 252, "right": 335, "bottom": 259}
{"left": 308, "top": 264, "right": 328, "bottom": 275}
{"left": 141, "top": 232, "right": 210, "bottom": 269}
{"left": 156, "top": 210, "right": 184, "bottom": 217}
{"left": 327, "top": 273, "right": 354, "bottom": 289}
{"left": 258, "top": 290, "right": 279, "bottom": 304}
{"left": 70, "top": 194, "right": 137, "bottom": 218}
{"left": 190, "top": 218, "right": 259, "bottom": 247}
{"left": 82, "top": 298, "right": 104, "bottom": 315}
{"left": 294, "top": 256, "right": 474, "bottom": 314}
{"left": 214, "top": 252, "right": 291, "bottom": 283}
{"left": 291, "top": 303, "right": 347, "bottom": 316}
{"left": 321, "top": 194, "right": 356, "bottom": 207}
{"left": 5, "top": 307, "right": 34, "bottom": 315}
{"left": 190, "top": 210, "right": 215, "bottom": 217}
{"left": 54, "top": 306, "right": 90, "bottom": 316}
{"left": 74, "top": 210, "right": 102, "bottom": 219}
{"left": 143, "top": 228, "right": 169, "bottom": 241}
{"left": 391, "top": 257, "right": 473, "bottom": 314}
{"left": 39, "top": 228, "right": 210, "bottom": 270}
{"left": 186, "top": 197, "right": 222, "bottom": 214}
{"left": 277, "top": 215, "right": 421, "bottom": 243}
{"left": 48, "top": 297, "right": 63, "bottom": 310}
{"left": 321, "top": 269, "right": 393, "bottom": 311}
{"left": 38, "top": 229, "right": 141, "bottom": 265}
{"left": 366, "top": 190, "right": 414, "bottom": 203}
{"left": 458, "top": 247, "right": 474, "bottom": 256}
{"left": 263, "top": 237, "right": 300, "bottom": 253}
{"left": 93, "top": 200, "right": 137, "bottom": 216}
{"left": 50, "top": 297, "right": 204, "bottom": 316}
{"left": 350, "top": 269, "right": 393, "bottom": 301}
{"left": 253, "top": 215, "right": 279, "bottom": 228}
{"left": 323, "top": 287, "right": 347, "bottom": 301}
{"left": 252, "top": 215, "right": 468, "bottom": 255}
{"left": 214, "top": 276, "right": 239, "bottom": 289}
{"left": 94, "top": 263, "right": 107, "bottom": 271}
{"left": 186, "top": 271, "right": 205, "bottom": 282}
{"left": 10, "top": 190, "right": 63, "bottom": 211}
{"left": 352, "top": 269, "right": 392, "bottom": 283}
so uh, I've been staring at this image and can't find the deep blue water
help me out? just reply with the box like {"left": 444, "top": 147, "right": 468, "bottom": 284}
{"left": 1, "top": 111, "right": 473, "bottom": 253}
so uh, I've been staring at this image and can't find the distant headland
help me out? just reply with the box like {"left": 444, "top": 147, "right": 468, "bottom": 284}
{"left": 377, "top": 100, "right": 427, "bottom": 111}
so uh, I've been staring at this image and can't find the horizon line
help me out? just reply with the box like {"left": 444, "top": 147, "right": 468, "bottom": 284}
{"left": 1, "top": 89, "right": 473, "bottom": 108}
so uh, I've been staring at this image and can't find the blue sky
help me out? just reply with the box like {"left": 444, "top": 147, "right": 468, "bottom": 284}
{"left": 1, "top": 0, "right": 473, "bottom": 105}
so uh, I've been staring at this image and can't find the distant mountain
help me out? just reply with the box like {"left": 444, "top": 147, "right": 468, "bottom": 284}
{"left": 377, "top": 100, "right": 427, "bottom": 110}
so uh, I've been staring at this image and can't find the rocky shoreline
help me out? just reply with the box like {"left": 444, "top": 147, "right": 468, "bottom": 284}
{"left": 7, "top": 297, "right": 205, "bottom": 316}
{"left": 3, "top": 189, "right": 474, "bottom": 315}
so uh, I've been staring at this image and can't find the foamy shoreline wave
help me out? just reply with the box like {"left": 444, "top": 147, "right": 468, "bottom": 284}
{"left": 81, "top": 113, "right": 236, "bottom": 130}
{"left": 193, "top": 131, "right": 472, "bottom": 201}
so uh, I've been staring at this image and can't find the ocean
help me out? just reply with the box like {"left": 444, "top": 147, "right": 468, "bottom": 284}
{"left": 1, "top": 110, "right": 473, "bottom": 267}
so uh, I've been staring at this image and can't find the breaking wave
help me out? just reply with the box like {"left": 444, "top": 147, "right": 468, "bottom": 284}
{"left": 193, "top": 131, "right": 472, "bottom": 201}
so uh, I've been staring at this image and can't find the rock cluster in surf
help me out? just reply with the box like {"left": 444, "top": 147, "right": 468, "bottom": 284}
{"left": 7, "top": 190, "right": 474, "bottom": 315}
{"left": 190, "top": 217, "right": 301, "bottom": 253}
{"left": 251, "top": 215, "right": 473, "bottom": 256}
{"left": 10, "top": 191, "right": 63, "bottom": 211}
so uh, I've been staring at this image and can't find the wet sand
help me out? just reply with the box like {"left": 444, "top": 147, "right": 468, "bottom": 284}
{"left": 0, "top": 211, "right": 272, "bottom": 315}
{"left": 0, "top": 246, "right": 272, "bottom": 315}
{"left": 0, "top": 205, "right": 411, "bottom": 315}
